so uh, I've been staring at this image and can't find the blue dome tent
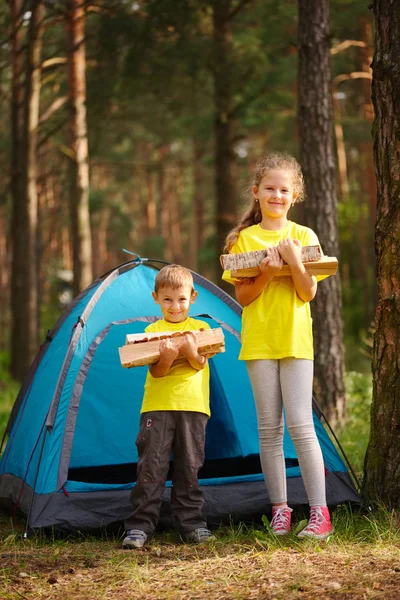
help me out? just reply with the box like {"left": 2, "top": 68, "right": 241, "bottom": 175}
{"left": 0, "top": 258, "right": 359, "bottom": 533}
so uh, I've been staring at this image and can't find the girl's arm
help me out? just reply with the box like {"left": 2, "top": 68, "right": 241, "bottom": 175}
{"left": 277, "top": 238, "right": 317, "bottom": 302}
{"left": 234, "top": 247, "right": 283, "bottom": 307}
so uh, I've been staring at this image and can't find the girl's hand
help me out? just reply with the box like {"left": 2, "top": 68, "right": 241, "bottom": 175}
{"left": 259, "top": 246, "right": 283, "bottom": 278}
{"left": 277, "top": 238, "right": 302, "bottom": 266}
{"left": 159, "top": 338, "right": 180, "bottom": 362}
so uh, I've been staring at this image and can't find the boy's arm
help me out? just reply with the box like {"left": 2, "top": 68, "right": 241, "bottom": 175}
{"left": 149, "top": 339, "right": 179, "bottom": 377}
{"left": 178, "top": 332, "right": 208, "bottom": 371}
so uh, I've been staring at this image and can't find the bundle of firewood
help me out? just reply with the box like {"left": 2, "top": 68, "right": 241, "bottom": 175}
{"left": 119, "top": 328, "right": 225, "bottom": 368}
{"left": 220, "top": 245, "right": 338, "bottom": 278}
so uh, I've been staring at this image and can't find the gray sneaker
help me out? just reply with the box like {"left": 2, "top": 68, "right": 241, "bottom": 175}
{"left": 122, "top": 529, "right": 148, "bottom": 549}
{"left": 183, "top": 527, "right": 216, "bottom": 544}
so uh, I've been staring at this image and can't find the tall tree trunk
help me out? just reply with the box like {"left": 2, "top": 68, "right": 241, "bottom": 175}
{"left": 158, "top": 145, "right": 172, "bottom": 262}
{"left": 188, "top": 139, "right": 205, "bottom": 272}
{"left": 0, "top": 206, "right": 9, "bottom": 351}
{"left": 170, "top": 165, "right": 184, "bottom": 265}
{"left": 66, "top": 0, "right": 92, "bottom": 295}
{"left": 10, "top": 0, "right": 24, "bottom": 372}
{"left": 10, "top": 1, "right": 44, "bottom": 381}
{"left": 363, "top": 0, "right": 400, "bottom": 509}
{"left": 212, "top": 1, "right": 236, "bottom": 284}
{"left": 297, "top": 0, "right": 345, "bottom": 423}
{"left": 359, "top": 16, "right": 376, "bottom": 313}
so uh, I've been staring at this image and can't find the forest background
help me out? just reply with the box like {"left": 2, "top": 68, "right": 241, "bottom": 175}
{"left": 2, "top": 2, "right": 400, "bottom": 598}
{"left": 0, "top": 0, "right": 374, "bottom": 453}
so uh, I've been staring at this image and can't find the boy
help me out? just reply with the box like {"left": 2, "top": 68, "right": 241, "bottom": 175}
{"left": 123, "top": 264, "right": 215, "bottom": 549}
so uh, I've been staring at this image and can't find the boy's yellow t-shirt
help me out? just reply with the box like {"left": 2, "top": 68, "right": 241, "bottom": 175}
{"left": 140, "top": 317, "right": 211, "bottom": 416}
{"left": 222, "top": 221, "right": 324, "bottom": 361}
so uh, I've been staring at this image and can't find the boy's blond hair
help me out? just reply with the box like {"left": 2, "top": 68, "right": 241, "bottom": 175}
{"left": 154, "top": 264, "right": 194, "bottom": 294}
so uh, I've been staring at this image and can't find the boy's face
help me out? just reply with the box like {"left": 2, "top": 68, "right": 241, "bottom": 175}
{"left": 152, "top": 285, "right": 197, "bottom": 323}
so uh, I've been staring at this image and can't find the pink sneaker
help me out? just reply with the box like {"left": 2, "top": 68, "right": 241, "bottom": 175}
{"left": 298, "top": 506, "right": 333, "bottom": 540}
{"left": 270, "top": 506, "right": 293, "bottom": 535}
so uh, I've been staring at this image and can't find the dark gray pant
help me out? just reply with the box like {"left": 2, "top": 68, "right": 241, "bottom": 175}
{"left": 125, "top": 411, "right": 208, "bottom": 535}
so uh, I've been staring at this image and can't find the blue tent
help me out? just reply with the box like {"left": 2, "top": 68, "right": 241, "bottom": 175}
{"left": 0, "top": 258, "right": 359, "bottom": 532}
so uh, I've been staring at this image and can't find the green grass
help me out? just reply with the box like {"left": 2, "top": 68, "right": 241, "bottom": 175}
{"left": 0, "top": 360, "right": 398, "bottom": 598}
{"left": 336, "top": 371, "right": 373, "bottom": 480}
{"left": 0, "top": 506, "right": 399, "bottom": 599}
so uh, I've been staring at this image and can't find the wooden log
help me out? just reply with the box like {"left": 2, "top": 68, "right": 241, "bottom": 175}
{"left": 220, "top": 245, "right": 322, "bottom": 271}
{"left": 230, "top": 256, "right": 339, "bottom": 278}
{"left": 119, "top": 328, "right": 225, "bottom": 368}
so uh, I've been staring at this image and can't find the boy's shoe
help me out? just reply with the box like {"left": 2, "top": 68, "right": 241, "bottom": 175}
{"left": 122, "top": 529, "right": 148, "bottom": 549}
{"left": 297, "top": 506, "right": 333, "bottom": 540}
{"left": 270, "top": 506, "right": 293, "bottom": 535}
{"left": 183, "top": 528, "right": 216, "bottom": 543}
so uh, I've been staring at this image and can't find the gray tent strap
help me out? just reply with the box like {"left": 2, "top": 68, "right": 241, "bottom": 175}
{"left": 56, "top": 316, "right": 158, "bottom": 489}
{"left": 46, "top": 268, "right": 122, "bottom": 430}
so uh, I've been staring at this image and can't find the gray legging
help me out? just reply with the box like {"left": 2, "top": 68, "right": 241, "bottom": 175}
{"left": 246, "top": 358, "right": 326, "bottom": 506}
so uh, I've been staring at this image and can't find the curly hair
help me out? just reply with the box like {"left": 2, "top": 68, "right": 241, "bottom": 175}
{"left": 224, "top": 153, "right": 305, "bottom": 252}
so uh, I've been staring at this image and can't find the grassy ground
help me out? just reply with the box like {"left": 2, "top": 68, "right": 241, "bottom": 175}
{"left": 1, "top": 506, "right": 399, "bottom": 599}
{"left": 2, "top": 360, "right": 398, "bottom": 598}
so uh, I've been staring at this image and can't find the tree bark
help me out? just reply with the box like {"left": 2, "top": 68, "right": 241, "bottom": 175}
{"left": 188, "top": 139, "right": 205, "bottom": 272}
{"left": 66, "top": 0, "right": 92, "bottom": 296}
{"left": 0, "top": 206, "right": 9, "bottom": 352}
{"left": 212, "top": 1, "right": 237, "bottom": 284}
{"left": 297, "top": 0, "right": 345, "bottom": 422}
{"left": 363, "top": 0, "right": 400, "bottom": 509}
{"left": 10, "top": 1, "right": 44, "bottom": 381}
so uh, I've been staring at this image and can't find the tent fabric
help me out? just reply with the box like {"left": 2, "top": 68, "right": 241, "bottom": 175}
{"left": 0, "top": 259, "right": 360, "bottom": 532}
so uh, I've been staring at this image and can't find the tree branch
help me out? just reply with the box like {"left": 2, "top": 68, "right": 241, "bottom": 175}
{"left": 227, "top": 0, "right": 253, "bottom": 22}
{"left": 330, "top": 40, "right": 367, "bottom": 55}
{"left": 38, "top": 117, "right": 69, "bottom": 148}
{"left": 42, "top": 57, "right": 67, "bottom": 69}
{"left": 39, "top": 96, "right": 67, "bottom": 123}
{"left": 333, "top": 71, "right": 372, "bottom": 86}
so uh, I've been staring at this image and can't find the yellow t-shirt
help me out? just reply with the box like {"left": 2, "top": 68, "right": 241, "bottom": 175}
{"left": 140, "top": 317, "right": 211, "bottom": 416}
{"left": 222, "top": 221, "right": 324, "bottom": 361}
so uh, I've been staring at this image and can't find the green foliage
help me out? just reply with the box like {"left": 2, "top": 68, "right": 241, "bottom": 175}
{"left": 336, "top": 371, "right": 373, "bottom": 480}
{"left": 0, "top": 353, "right": 19, "bottom": 446}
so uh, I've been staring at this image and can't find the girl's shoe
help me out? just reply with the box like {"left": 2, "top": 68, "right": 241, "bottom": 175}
{"left": 270, "top": 506, "right": 293, "bottom": 535}
{"left": 297, "top": 506, "right": 333, "bottom": 540}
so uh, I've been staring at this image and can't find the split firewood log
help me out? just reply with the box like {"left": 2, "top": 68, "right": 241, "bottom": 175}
{"left": 119, "top": 328, "right": 225, "bottom": 368}
{"left": 220, "top": 245, "right": 338, "bottom": 278}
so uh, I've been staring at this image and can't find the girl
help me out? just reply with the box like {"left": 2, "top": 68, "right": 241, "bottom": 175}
{"left": 222, "top": 152, "right": 332, "bottom": 539}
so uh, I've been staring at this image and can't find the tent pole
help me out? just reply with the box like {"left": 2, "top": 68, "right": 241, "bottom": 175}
{"left": 23, "top": 427, "right": 48, "bottom": 540}
{"left": 0, "top": 429, "right": 7, "bottom": 456}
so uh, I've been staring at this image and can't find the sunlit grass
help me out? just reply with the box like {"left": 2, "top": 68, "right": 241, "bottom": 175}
{"left": 0, "top": 506, "right": 399, "bottom": 600}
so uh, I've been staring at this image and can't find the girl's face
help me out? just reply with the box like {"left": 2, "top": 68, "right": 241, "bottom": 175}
{"left": 253, "top": 169, "right": 298, "bottom": 224}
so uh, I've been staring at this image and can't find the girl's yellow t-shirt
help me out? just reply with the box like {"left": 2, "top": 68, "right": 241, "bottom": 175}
{"left": 222, "top": 221, "right": 324, "bottom": 361}
{"left": 140, "top": 317, "right": 211, "bottom": 416}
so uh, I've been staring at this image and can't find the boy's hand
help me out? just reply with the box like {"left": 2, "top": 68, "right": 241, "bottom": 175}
{"left": 159, "top": 338, "right": 180, "bottom": 363}
{"left": 178, "top": 331, "right": 199, "bottom": 360}
{"left": 277, "top": 238, "right": 302, "bottom": 266}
